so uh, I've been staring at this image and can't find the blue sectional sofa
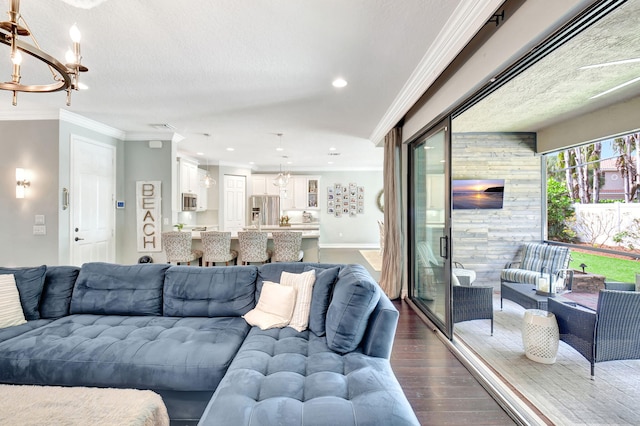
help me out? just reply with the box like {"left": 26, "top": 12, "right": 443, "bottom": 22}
{"left": 0, "top": 261, "right": 419, "bottom": 425}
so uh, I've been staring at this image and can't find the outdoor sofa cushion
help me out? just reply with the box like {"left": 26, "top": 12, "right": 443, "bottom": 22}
{"left": 501, "top": 242, "right": 570, "bottom": 285}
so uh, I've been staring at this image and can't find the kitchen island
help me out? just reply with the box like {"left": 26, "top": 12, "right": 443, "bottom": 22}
{"left": 191, "top": 229, "right": 320, "bottom": 263}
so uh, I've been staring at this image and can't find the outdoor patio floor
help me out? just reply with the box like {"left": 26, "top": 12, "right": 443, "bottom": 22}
{"left": 455, "top": 293, "right": 640, "bottom": 425}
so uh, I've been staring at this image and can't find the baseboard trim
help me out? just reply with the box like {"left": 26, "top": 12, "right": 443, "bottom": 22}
{"left": 319, "top": 243, "right": 379, "bottom": 249}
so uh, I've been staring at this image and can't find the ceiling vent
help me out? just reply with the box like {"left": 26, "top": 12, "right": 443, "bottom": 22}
{"left": 151, "top": 123, "right": 176, "bottom": 131}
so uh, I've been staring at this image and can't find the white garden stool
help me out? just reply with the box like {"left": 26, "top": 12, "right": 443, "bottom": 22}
{"left": 522, "top": 309, "right": 559, "bottom": 364}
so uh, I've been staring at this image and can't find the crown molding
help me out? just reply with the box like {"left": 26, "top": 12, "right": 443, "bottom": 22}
{"left": 0, "top": 109, "right": 59, "bottom": 121}
{"left": 369, "top": 0, "right": 504, "bottom": 146}
{"left": 59, "top": 109, "right": 126, "bottom": 139}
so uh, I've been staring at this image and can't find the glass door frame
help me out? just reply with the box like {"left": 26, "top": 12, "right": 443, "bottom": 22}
{"left": 408, "top": 117, "right": 453, "bottom": 339}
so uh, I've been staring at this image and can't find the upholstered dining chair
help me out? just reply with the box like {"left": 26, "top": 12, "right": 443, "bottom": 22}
{"left": 271, "top": 231, "right": 304, "bottom": 262}
{"left": 201, "top": 231, "right": 238, "bottom": 266}
{"left": 161, "top": 231, "right": 203, "bottom": 266}
{"left": 237, "top": 231, "right": 271, "bottom": 265}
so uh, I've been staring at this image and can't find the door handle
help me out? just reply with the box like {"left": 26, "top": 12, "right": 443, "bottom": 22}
{"left": 439, "top": 236, "right": 448, "bottom": 259}
{"left": 75, "top": 237, "right": 84, "bottom": 241}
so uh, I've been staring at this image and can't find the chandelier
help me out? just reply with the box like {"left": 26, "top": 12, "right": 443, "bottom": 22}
{"left": 0, "top": 0, "right": 88, "bottom": 106}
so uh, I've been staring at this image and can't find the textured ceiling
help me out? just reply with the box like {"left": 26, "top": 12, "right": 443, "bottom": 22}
{"left": 453, "top": 1, "right": 640, "bottom": 133}
{"left": 0, "top": 0, "right": 466, "bottom": 170}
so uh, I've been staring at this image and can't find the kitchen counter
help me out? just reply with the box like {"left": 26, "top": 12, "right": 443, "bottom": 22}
{"left": 242, "top": 224, "right": 319, "bottom": 231}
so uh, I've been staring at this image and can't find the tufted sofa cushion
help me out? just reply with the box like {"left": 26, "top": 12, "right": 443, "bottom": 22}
{"left": 164, "top": 266, "right": 257, "bottom": 317}
{"left": 0, "top": 314, "right": 250, "bottom": 392}
{"left": 71, "top": 263, "right": 170, "bottom": 316}
{"left": 198, "top": 327, "right": 419, "bottom": 426}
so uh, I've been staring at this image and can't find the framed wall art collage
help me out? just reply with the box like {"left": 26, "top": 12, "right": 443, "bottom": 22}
{"left": 327, "top": 183, "right": 364, "bottom": 218}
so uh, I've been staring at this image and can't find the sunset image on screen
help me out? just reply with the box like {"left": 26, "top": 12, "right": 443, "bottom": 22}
{"left": 452, "top": 179, "right": 504, "bottom": 209}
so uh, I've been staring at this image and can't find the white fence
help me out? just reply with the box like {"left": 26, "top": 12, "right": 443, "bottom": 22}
{"left": 571, "top": 203, "right": 640, "bottom": 247}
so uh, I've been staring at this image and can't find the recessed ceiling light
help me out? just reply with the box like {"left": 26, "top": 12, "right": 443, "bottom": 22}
{"left": 332, "top": 78, "right": 347, "bottom": 88}
{"left": 276, "top": 147, "right": 284, "bottom": 152}
{"left": 226, "top": 147, "right": 234, "bottom": 151}
{"left": 328, "top": 161, "right": 334, "bottom": 165}
{"left": 248, "top": 161, "right": 255, "bottom": 165}
{"left": 329, "top": 147, "right": 337, "bottom": 151}
{"left": 197, "top": 152, "right": 204, "bottom": 156}
{"left": 151, "top": 123, "right": 176, "bottom": 131}
{"left": 287, "top": 161, "right": 292, "bottom": 165}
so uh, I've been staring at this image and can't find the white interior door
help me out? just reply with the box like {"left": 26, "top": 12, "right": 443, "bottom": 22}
{"left": 70, "top": 136, "right": 116, "bottom": 265}
{"left": 223, "top": 175, "right": 246, "bottom": 232}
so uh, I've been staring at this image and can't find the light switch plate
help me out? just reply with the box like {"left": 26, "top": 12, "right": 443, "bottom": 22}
{"left": 33, "top": 225, "right": 46, "bottom": 235}
{"left": 35, "top": 215, "right": 45, "bottom": 225}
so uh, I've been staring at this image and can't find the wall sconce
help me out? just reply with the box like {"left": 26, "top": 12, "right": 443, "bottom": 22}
{"left": 16, "top": 168, "right": 30, "bottom": 199}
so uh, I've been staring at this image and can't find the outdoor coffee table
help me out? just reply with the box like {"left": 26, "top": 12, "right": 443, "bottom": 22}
{"left": 500, "top": 282, "right": 569, "bottom": 311}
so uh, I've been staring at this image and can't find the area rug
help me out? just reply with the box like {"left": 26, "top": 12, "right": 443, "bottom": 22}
{"left": 0, "top": 384, "right": 169, "bottom": 426}
{"left": 359, "top": 249, "right": 382, "bottom": 271}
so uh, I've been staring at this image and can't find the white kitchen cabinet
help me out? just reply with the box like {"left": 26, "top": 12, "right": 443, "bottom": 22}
{"left": 252, "top": 174, "right": 282, "bottom": 196}
{"left": 197, "top": 168, "right": 208, "bottom": 211}
{"left": 179, "top": 158, "right": 199, "bottom": 194}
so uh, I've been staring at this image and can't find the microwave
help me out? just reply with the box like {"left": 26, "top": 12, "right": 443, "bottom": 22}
{"left": 182, "top": 193, "right": 197, "bottom": 211}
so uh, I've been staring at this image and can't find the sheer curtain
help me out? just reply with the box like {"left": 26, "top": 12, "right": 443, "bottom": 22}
{"left": 379, "top": 127, "right": 403, "bottom": 299}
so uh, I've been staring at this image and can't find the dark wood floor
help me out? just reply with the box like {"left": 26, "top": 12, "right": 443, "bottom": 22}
{"left": 390, "top": 299, "right": 515, "bottom": 425}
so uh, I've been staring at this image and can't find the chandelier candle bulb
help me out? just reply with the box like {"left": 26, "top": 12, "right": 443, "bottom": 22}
{"left": 0, "top": 0, "right": 88, "bottom": 106}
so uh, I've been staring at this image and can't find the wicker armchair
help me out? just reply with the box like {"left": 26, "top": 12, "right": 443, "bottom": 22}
{"left": 453, "top": 285, "right": 494, "bottom": 335}
{"left": 548, "top": 290, "right": 640, "bottom": 378}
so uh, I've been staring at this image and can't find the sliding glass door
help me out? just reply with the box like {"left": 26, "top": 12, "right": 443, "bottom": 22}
{"left": 409, "top": 119, "right": 452, "bottom": 338}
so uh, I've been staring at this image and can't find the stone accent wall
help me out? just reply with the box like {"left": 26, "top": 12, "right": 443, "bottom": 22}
{"left": 452, "top": 132, "right": 542, "bottom": 288}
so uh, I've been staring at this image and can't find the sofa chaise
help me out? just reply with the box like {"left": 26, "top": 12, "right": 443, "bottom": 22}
{"left": 0, "top": 261, "right": 419, "bottom": 425}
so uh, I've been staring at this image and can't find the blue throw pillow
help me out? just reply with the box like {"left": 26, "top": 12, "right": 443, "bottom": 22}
{"left": 0, "top": 265, "right": 47, "bottom": 321}
{"left": 40, "top": 266, "right": 80, "bottom": 319}
{"left": 304, "top": 265, "right": 340, "bottom": 336}
{"left": 325, "top": 264, "right": 381, "bottom": 354}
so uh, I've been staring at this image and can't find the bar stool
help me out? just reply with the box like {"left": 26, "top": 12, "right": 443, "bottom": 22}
{"left": 201, "top": 231, "right": 237, "bottom": 266}
{"left": 272, "top": 231, "right": 303, "bottom": 262}
{"left": 237, "top": 231, "right": 271, "bottom": 265}
{"left": 161, "top": 231, "right": 202, "bottom": 266}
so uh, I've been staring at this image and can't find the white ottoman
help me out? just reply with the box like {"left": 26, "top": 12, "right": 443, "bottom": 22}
{"left": 522, "top": 309, "right": 559, "bottom": 364}
{"left": 0, "top": 384, "right": 169, "bottom": 425}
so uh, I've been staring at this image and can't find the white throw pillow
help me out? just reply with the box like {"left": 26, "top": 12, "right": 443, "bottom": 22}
{"left": 0, "top": 274, "right": 27, "bottom": 329}
{"left": 243, "top": 281, "right": 297, "bottom": 330}
{"left": 452, "top": 273, "right": 461, "bottom": 287}
{"left": 280, "top": 269, "right": 316, "bottom": 332}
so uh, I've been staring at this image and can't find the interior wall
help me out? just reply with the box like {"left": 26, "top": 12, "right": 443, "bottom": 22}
{"left": 120, "top": 139, "right": 174, "bottom": 265}
{"left": 0, "top": 120, "right": 60, "bottom": 266}
{"left": 452, "top": 132, "right": 541, "bottom": 288}
{"left": 317, "top": 170, "right": 383, "bottom": 248}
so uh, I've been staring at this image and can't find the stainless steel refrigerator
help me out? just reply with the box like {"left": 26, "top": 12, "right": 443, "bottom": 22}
{"left": 249, "top": 195, "right": 280, "bottom": 226}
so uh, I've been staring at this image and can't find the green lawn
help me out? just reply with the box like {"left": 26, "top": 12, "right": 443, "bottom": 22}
{"left": 569, "top": 251, "right": 640, "bottom": 283}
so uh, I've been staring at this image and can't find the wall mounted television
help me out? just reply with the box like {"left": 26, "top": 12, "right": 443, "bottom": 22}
{"left": 452, "top": 179, "right": 505, "bottom": 210}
